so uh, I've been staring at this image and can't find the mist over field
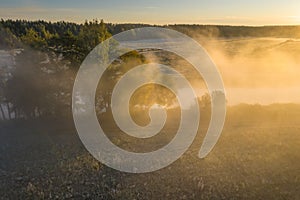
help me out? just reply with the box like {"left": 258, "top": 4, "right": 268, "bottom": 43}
{"left": 138, "top": 35, "right": 300, "bottom": 105}
{"left": 202, "top": 37, "right": 300, "bottom": 104}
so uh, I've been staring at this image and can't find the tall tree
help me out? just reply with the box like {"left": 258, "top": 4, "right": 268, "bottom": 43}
{"left": 21, "top": 28, "right": 46, "bottom": 48}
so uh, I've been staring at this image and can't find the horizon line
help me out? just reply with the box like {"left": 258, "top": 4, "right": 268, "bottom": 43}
{"left": 1, "top": 18, "right": 300, "bottom": 27}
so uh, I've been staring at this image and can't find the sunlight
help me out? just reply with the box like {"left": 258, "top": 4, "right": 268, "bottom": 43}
{"left": 288, "top": 15, "right": 300, "bottom": 23}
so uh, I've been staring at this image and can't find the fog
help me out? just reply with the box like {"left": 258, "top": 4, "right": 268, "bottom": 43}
{"left": 144, "top": 35, "right": 300, "bottom": 105}
{"left": 1, "top": 35, "right": 300, "bottom": 108}
{"left": 102, "top": 35, "right": 300, "bottom": 106}
{"left": 202, "top": 37, "right": 300, "bottom": 104}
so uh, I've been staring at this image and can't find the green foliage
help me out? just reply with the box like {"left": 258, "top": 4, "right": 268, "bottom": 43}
{"left": 21, "top": 28, "right": 47, "bottom": 48}
{"left": 78, "top": 19, "right": 111, "bottom": 55}
{"left": 47, "top": 19, "right": 113, "bottom": 68}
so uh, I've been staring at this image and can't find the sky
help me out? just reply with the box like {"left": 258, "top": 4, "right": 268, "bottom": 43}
{"left": 0, "top": 0, "right": 300, "bottom": 25}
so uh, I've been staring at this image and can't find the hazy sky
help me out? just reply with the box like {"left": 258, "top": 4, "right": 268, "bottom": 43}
{"left": 0, "top": 0, "right": 300, "bottom": 25}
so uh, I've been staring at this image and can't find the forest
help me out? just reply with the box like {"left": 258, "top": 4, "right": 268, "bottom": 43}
{"left": 0, "top": 19, "right": 145, "bottom": 120}
{"left": 1, "top": 19, "right": 300, "bottom": 121}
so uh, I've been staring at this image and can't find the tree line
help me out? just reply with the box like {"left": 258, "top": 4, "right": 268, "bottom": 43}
{"left": 1, "top": 19, "right": 294, "bottom": 121}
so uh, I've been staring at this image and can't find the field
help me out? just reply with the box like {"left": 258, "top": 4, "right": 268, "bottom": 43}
{"left": 0, "top": 104, "right": 299, "bottom": 199}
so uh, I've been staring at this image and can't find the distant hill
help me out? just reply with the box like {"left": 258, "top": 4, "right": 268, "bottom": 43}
{"left": 108, "top": 24, "right": 300, "bottom": 39}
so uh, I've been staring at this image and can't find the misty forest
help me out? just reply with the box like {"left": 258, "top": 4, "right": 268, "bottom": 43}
{"left": 0, "top": 19, "right": 300, "bottom": 199}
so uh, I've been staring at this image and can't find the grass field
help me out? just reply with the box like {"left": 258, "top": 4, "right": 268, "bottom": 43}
{"left": 0, "top": 104, "right": 299, "bottom": 199}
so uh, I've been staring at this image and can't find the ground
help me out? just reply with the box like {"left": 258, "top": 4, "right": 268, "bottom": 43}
{"left": 0, "top": 105, "right": 299, "bottom": 199}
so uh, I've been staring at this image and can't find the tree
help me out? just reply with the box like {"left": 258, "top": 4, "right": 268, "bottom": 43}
{"left": 21, "top": 28, "right": 46, "bottom": 48}
{"left": 5, "top": 50, "right": 48, "bottom": 118}
{"left": 0, "top": 25, "right": 20, "bottom": 49}
{"left": 77, "top": 19, "right": 111, "bottom": 57}
{"left": 0, "top": 71, "right": 6, "bottom": 120}
{"left": 4, "top": 48, "right": 74, "bottom": 119}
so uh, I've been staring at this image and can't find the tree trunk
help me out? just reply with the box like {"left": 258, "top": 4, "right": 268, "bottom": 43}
{"left": 6, "top": 102, "right": 11, "bottom": 120}
{"left": 14, "top": 107, "right": 19, "bottom": 119}
{"left": 0, "top": 103, "right": 6, "bottom": 120}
